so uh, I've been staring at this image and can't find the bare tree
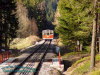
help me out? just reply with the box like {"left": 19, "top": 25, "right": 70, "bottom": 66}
{"left": 16, "top": 1, "right": 38, "bottom": 38}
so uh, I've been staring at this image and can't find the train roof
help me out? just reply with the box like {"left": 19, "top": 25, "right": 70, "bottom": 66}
{"left": 42, "top": 29, "right": 53, "bottom": 31}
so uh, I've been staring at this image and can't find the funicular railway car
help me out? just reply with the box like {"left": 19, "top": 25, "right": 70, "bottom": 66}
{"left": 42, "top": 29, "right": 54, "bottom": 40}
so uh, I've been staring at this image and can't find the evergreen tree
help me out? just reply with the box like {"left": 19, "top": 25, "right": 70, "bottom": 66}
{"left": 0, "top": 0, "right": 18, "bottom": 48}
{"left": 45, "top": 0, "right": 58, "bottom": 21}
{"left": 56, "top": 0, "right": 93, "bottom": 50}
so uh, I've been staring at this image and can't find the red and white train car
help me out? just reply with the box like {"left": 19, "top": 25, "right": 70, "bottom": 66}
{"left": 42, "top": 29, "right": 54, "bottom": 40}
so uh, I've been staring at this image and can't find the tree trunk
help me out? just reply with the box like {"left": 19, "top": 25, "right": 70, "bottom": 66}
{"left": 96, "top": 39, "right": 98, "bottom": 52}
{"left": 5, "top": 34, "right": 8, "bottom": 48}
{"left": 80, "top": 43, "right": 83, "bottom": 51}
{"left": 77, "top": 40, "right": 80, "bottom": 51}
{"left": 90, "top": 0, "right": 98, "bottom": 71}
{"left": 97, "top": 3, "right": 100, "bottom": 54}
{"left": 99, "top": 37, "right": 100, "bottom": 54}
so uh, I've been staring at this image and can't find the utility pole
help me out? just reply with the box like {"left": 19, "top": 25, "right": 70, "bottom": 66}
{"left": 90, "top": 0, "right": 98, "bottom": 71}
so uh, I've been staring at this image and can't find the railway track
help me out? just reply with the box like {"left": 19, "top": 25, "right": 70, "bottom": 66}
{"left": 8, "top": 40, "right": 51, "bottom": 75}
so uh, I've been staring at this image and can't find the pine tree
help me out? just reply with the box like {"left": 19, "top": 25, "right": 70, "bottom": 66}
{"left": 45, "top": 0, "right": 58, "bottom": 21}
{"left": 56, "top": 0, "right": 93, "bottom": 50}
{"left": 0, "top": 0, "right": 18, "bottom": 48}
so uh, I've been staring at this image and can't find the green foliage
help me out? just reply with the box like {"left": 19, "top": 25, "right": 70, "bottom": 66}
{"left": 90, "top": 70, "right": 100, "bottom": 75}
{"left": 0, "top": 0, "right": 18, "bottom": 48}
{"left": 72, "top": 61, "right": 90, "bottom": 75}
{"left": 45, "top": 0, "right": 58, "bottom": 21}
{"left": 62, "top": 52, "right": 87, "bottom": 59}
{"left": 16, "top": 0, "right": 58, "bottom": 32}
{"left": 56, "top": 0, "right": 93, "bottom": 47}
{"left": 62, "top": 52, "right": 79, "bottom": 58}
{"left": 71, "top": 54, "right": 100, "bottom": 75}
{"left": 17, "top": 0, "right": 43, "bottom": 6}
{"left": 83, "top": 46, "right": 91, "bottom": 52}
{"left": 10, "top": 36, "right": 40, "bottom": 49}
{"left": 73, "top": 56, "right": 90, "bottom": 67}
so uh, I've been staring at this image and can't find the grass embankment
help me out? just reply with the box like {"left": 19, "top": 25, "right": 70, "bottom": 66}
{"left": 62, "top": 52, "right": 88, "bottom": 62}
{"left": 10, "top": 36, "right": 40, "bottom": 50}
{"left": 62, "top": 52, "right": 87, "bottom": 59}
{"left": 62, "top": 52, "right": 100, "bottom": 75}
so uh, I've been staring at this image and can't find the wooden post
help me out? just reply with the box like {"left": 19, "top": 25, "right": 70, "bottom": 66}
{"left": 58, "top": 51, "right": 61, "bottom": 68}
{"left": 0, "top": 54, "right": 2, "bottom": 63}
{"left": 7, "top": 51, "right": 9, "bottom": 60}
{"left": 2, "top": 53, "right": 4, "bottom": 62}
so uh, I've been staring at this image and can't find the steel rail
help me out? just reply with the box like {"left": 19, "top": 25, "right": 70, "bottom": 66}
{"left": 8, "top": 40, "right": 46, "bottom": 75}
{"left": 34, "top": 40, "right": 51, "bottom": 75}
{"left": 18, "top": 41, "right": 49, "bottom": 75}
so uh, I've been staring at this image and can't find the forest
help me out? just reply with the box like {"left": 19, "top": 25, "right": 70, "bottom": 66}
{"left": 55, "top": 0, "right": 100, "bottom": 74}
{"left": 0, "top": 0, "right": 58, "bottom": 49}
{"left": 0, "top": 0, "right": 100, "bottom": 75}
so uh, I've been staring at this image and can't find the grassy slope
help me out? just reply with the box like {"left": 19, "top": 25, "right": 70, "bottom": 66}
{"left": 71, "top": 54, "right": 100, "bottom": 75}
{"left": 10, "top": 36, "right": 40, "bottom": 50}
{"left": 62, "top": 52, "right": 87, "bottom": 59}
{"left": 63, "top": 52, "right": 100, "bottom": 75}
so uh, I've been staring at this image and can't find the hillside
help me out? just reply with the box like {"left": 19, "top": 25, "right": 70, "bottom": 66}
{"left": 61, "top": 52, "right": 100, "bottom": 75}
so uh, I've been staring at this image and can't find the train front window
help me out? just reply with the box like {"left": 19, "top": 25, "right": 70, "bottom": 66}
{"left": 50, "top": 31, "right": 53, "bottom": 35}
{"left": 42, "top": 31, "right": 45, "bottom": 35}
{"left": 44, "top": 31, "right": 47, "bottom": 35}
{"left": 42, "top": 32, "right": 44, "bottom": 35}
{"left": 47, "top": 33, "right": 49, "bottom": 35}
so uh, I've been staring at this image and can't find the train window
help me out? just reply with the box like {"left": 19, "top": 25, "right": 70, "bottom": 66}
{"left": 46, "top": 30, "right": 49, "bottom": 35}
{"left": 43, "top": 33, "right": 45, "bottom": 35}
{"left": 50, "top": 30, "right": 53, "bottom": 35}
{"left": 49, "top": 30, "right": 50, "bottom": 34}
{"left": 42, "top": 31, "right": 45, "bottom": 35}
{"left": 44, "top": 31, "right": 46, "bottom": 35}
{"left": 47, "top": 32, "right": 49, "bottom": 35}
{"left": 42, "top": 30, "right": 54, "bottom": 35}
{"left": 50, "top": 32, "right": 52, "bottom": 35}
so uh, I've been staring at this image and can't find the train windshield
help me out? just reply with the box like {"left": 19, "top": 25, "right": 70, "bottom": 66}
{"left": 47, "top": 33, "right": 49, "bottom": 35}
{"left": 50, "top": 30, "right": 53, "bottom": 35}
